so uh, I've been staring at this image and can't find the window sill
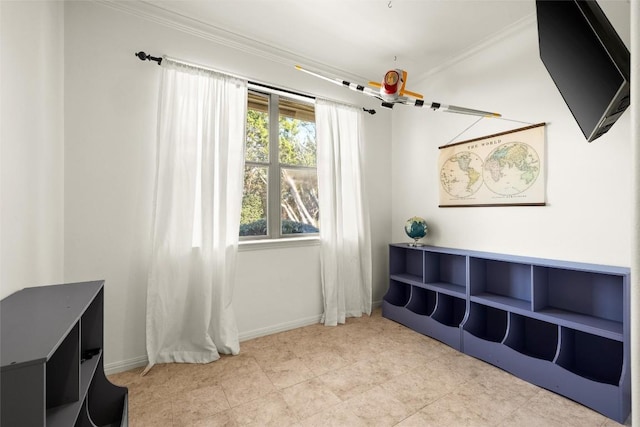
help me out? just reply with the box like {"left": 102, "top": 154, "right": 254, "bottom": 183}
{"left": 239, "top": 236, "right": 320, "bottom": 252}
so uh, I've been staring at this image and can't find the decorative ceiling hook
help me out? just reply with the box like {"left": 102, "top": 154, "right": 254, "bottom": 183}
{"left": 388, "top": 1, "right": 392, "bottom": 8}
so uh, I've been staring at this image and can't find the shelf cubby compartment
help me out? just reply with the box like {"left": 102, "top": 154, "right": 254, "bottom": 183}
{"left": 47, "top": 350, "right": 101, "bottom": 427}
{"left": 462, "top": 303, "right": 508, "bottom": 365}
{"left": 87, "top": 360, "right": 128, "bottom": 427}
{"left": 470, "top": 258, "right": 532, "bottom": 312}
{"left": 389, "top": 245, "right": 423, "bottom": 283}
{"left": 406, "top": 287, "right": 436, "bottom": 316}
{"left": 47, "top": 322, "right": 81, "bottom": 410}
{"left": 533, "top": 266, "right": 624, "bottom": 340}
{"left": 551, "top": 327, "right": 628, "bottom": 423}
{"left": 432, "top": 294, "right": 466, "bottom": 328}
{"left": 423, "top": 252, "right": 466, "bottom": 297}
{"left": 504, "top": 313, "right": 558, "bottom": 361}
{"left": 556, "top": 328, "right": 623, "bottom": 386}
{"left": 383, "top": 280, "right": 411, "bottom": 307}
{"left": 82, "top": 289, "right": 104, "bottom": 355}
{"left": 493, "top": 313, "right": 560, "bottom": 391}
{"left": 463, "top": 303, "right": 507, "bottom": 343}
{"left": 420, "top": 294, "right": 466, "bottom": 350}
{"left": 382, "top": 280, "right": 412, "bottom": 326}
{"left": 401, "top": 287, "right": 439, "bottom": 342}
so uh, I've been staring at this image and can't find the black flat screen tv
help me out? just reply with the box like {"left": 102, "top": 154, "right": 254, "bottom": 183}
{"left": 536, "top": 0, "right": 630, "bottom": 142}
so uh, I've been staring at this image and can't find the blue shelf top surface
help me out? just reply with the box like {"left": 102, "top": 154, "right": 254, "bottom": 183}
{"left": 390, "top": 243, "right": 630, "bottom": 275}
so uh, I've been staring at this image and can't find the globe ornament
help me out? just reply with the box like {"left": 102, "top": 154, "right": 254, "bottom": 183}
{"left": 405, "top": 217, "right": 428, "bottom": 247}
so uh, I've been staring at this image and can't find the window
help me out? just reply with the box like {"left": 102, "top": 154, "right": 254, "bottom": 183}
{"left": 240, "top": 89, "right": 318, "bottom": 238}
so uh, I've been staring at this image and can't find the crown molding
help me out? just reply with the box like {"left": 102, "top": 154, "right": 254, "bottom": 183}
{"left": 95, "top": 1, "right": 535, "bottom": 91}
{"left": 412, "top": 12, "right": 537, "bottom": 84}
{"left": 95, "top": 0, "right": 367, "bottom": 83}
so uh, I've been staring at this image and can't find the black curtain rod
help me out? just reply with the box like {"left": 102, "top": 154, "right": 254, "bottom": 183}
{"left": 134, "top": 51, "right": 313, "bottom": 99}
{"left": 135, "top": 51, "right": 376, "bottom": 115}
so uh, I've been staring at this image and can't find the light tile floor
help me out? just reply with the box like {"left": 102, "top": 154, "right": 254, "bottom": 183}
{"left": 109, "top": 309, "right": 631, "bottom": 426}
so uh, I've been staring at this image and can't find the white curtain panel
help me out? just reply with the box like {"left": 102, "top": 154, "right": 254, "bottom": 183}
{"left": 145, "top": 58, "right": 247, "bottom": 371}
{"left": 316, "top": 99, "right": 372, "bottom": 326}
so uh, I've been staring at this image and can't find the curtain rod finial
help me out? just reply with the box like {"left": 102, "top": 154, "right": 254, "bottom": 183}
{"left": 135, "top": 51, "right": 162, "bottom": 65}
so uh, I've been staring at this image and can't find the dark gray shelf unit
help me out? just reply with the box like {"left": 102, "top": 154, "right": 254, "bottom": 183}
{"left": 382, "top": 244, "right": 630, "bottom": 423}
{"left": 1, "top": 281, "right": 128, "bottom": 427}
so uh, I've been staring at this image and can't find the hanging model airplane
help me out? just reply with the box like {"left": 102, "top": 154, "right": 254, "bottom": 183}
{"left": 295, "top": 65, "right": 501, "bottom": 118}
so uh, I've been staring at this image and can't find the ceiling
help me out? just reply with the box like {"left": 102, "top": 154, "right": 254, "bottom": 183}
{"left": 143, "top": 0, "right": 536, "bottom": 82}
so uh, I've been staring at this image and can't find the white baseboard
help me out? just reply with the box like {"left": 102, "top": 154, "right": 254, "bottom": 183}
{"left": 104, "top": 305, "right": 383, "bottom": 374}
{"left": 238, "top": 301, "right": 383, "bottom": 341}
{"left": 104, "top": 355, "right": 148, "bottom": 375}
{"left": 239, "top": 314, "right": 323, "bottom": 342}
{"left": 103, "top": 316, "right": 322, "bottom": 374}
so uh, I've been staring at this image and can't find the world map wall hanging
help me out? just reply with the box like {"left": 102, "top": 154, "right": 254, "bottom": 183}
{"left": 438, "top": 123, "right": 546, "bottom": 207}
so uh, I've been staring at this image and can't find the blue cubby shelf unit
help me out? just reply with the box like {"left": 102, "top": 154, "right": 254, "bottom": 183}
{"left": 382, "top": 243, "right": 630, "bottom": 424}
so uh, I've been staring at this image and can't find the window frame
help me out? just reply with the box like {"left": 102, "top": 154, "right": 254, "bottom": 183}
{"left": 241, "top": 86, "right": 318, "bottom": 241}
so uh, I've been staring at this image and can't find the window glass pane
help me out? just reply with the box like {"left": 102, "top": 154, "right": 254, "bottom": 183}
{"left": 240, "top": 165, "right": 268, "bottom": 237}
{"left": 246, "top": 92, "right": 269, "bottom": 163}
{"left": 279, "top": 98, "right": 316, "bottom": 166}
{"left": 281, "top": 168, "right": 319, "bottom": 234}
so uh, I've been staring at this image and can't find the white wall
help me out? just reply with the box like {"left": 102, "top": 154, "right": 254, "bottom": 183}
{"left": 392, "top": 6, "right": 632, "bottom": 267}
{"left": 63, "top": 1, "right": 392, "bottom": 370}
{"left": 0, "top": 1, "right": 65, "bottom": 299}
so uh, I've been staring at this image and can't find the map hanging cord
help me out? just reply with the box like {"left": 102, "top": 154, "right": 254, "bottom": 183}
{"left": 443, "top": 117, "right": 485, "bottom": 147}
{"left": 497, "top": 117, "right": 537, "bottom": 126}
{"left": 443, "top": 116, "right": 536, "bottom": 147}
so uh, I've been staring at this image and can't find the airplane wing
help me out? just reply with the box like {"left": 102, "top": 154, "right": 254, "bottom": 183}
{"left": 396, "top": 98, "right": 501, "bottom": 118}
{"left": 296, "top": 65, "right": 382, "bottom": 100}
{"left": 440, "top": 104, "right": 502, "bottom": 118}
